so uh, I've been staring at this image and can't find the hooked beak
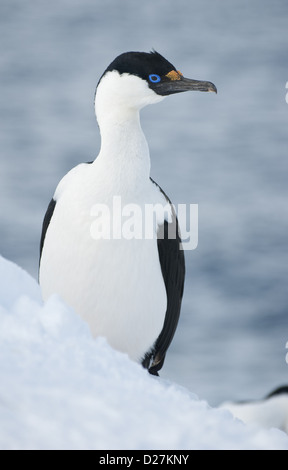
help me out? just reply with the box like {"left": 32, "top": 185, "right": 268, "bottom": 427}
{"left": 151, "top": 72, "right": 217, "bottom": 96}
{"left": 174, "top": 77, "right": 217, "bottom": 94}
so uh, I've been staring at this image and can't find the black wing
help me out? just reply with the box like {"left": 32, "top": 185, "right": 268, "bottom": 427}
{"left": 39, "top": 198, "right": 56, "bottom": 266}
{"left": 142, "top": 178, "right": 185, "bottom": 375}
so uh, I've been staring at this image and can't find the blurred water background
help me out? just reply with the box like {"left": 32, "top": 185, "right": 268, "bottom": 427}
{"left": 1, "top": 0, "right": 288, "bottom": 406}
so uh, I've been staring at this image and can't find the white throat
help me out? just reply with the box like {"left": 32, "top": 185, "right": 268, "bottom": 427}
{"left": 94, "top": 71, "right": 165, "bottom": 186}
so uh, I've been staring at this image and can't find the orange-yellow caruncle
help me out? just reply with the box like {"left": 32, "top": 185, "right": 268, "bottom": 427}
{"left": 165, "top": 70, "right": 183, "bottom": 81}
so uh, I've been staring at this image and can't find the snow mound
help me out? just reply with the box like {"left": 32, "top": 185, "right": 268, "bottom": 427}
{"left": 0, "top": 255, "right": 288, "bottom": 450}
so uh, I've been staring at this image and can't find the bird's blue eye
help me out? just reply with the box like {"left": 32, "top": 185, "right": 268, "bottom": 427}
{"left": 149, "top": 74, "right": 161, "bottom": 83}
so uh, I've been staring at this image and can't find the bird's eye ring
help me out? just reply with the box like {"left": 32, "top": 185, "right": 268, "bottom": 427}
{"left": 149, "top": 74, "right": 161, "bottom": 83}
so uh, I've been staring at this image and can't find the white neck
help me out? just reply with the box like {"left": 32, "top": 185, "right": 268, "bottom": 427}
{"left": 96, "top": 107, "right": 150, "bottom": 183}
{"left": 93, "top": 72, "right": 165, "bottom": 191}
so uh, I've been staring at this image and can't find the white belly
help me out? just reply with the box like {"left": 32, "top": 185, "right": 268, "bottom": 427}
{"left": 39, "top": 166, "right": 168, "bottom": 362}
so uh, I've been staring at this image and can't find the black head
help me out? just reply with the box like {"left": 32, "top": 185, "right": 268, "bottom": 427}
{"left": 100, "top": 50, "right": 217, "bottom": 96}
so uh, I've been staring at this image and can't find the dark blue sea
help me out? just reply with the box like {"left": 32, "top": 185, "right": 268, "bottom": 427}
{"left": 1, "top": 0, "right": 288, "bottom": 406}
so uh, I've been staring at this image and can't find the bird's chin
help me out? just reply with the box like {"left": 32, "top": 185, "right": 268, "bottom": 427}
{"left": 140, "top": 92, "right": 166, "bottom": 108}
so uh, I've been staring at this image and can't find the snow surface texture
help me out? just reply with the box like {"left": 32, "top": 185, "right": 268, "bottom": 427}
{"left": 1, "top": 255, "right": 288, "bottom": 450}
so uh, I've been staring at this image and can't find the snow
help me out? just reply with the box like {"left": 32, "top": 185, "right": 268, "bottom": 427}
{"left": 0, "top": 255, "right": 288, "bottom": 450}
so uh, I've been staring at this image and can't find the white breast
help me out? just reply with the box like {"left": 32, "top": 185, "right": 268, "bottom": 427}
{"left": 39, "top": 162, "right": 169, "bottom": 362}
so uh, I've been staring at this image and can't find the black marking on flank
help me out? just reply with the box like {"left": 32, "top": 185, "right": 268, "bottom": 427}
{"left": 39, "top": 198, "right": 56, "bottom": 266}
{"left": 142, "top": 178, "right": 185, "bottom": 376}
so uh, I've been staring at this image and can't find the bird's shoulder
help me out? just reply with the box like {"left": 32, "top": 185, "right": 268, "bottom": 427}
{"left": 53, "top": 161, "right": 93, "bottom": 202}
{"left": 39, "top": 161, "right": 93, "bottom": 263}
